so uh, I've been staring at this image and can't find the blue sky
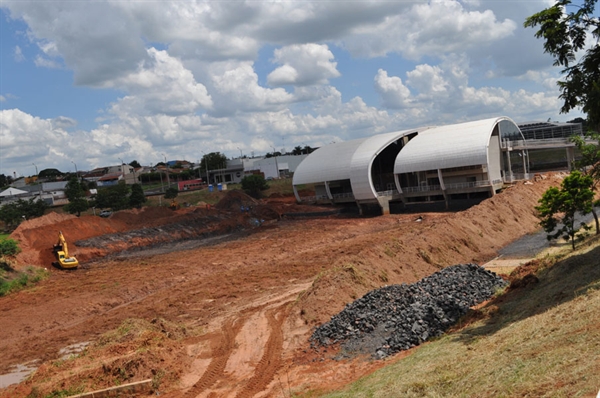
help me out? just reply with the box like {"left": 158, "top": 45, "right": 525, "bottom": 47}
{"left": 0, "top": 0, "right": 589, "bottom": 177}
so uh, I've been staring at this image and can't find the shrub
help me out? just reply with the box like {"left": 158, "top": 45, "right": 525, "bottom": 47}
{"left": 0, "top": 238, "right": 20, "bottom": 256}
{"left": 241, "top": 175, "right": 269, "bottom": 198}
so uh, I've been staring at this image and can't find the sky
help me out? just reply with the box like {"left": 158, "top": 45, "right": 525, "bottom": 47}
{"left": 0, "top": 0, "right": 590, "bottom": 178}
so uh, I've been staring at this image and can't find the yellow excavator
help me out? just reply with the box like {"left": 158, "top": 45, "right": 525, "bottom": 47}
{"left": 53, "top": 231, "right": 79, "bottom": 269}
{"left": 169, "top": 199, "right": 181, "bottom": 210}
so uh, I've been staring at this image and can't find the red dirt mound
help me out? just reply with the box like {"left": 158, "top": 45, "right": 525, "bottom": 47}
{"left": 215, "top": 189, "right": 258, "bottom": 211}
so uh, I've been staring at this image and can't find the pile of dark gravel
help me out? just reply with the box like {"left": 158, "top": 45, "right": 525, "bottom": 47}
{"left": 310, "top": 263, "right": 507, "bottom": 359}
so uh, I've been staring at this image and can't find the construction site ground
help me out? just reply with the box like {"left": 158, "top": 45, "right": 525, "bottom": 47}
{"left": 0, "top": 176, "right": 566, "bottom": 397}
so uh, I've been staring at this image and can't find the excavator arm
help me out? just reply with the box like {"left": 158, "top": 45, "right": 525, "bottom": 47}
{"left": 57, "top": 231, "right": 70, "bottom": 258}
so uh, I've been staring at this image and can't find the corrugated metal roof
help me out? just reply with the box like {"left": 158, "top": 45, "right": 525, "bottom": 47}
{"left": 394, "top": 117, "right": 513, "bottom": 174}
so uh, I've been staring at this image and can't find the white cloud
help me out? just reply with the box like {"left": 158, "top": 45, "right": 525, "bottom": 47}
{"left": 34, "top": 55, "right": 61, "bottom": 69}
{"left": 342, "top": 1, "right": 516, "bottom": 59}
{"left": 103, "top": 48, "right": 213, "bottom": 117}
{"left": 267, "top": 44, "right": 340, "bottom": 86}
{"left": 52, "top": 116, "right": 77, "bottom": 129}
{"left": 209, "top": 62, "right": 294, "bottom": 116}
{"left": 0, "top": 95, "right": 5, "bottom": 102}
{"left": 374, "top": 54, "right": 562, "bottom": 124}
{"left": 14, "top": 45, "right": 24, "bottom": 62}
{"left": 374, "top": 69, "right": 411, "bottom": 109}
{"left": 406, "top": 64, "right": 450, "bottom": 98}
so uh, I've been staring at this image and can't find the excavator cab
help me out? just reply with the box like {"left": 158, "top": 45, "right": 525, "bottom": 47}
{"left": 53, "top": 231, "right": 79, "bottom": 269}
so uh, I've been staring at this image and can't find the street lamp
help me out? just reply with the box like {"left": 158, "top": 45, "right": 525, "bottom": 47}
{"left": 157, "top": 160, "right": 165, "bottom": 192}
{"left": 32, "top": 163, "right": 42, "bottom": 198}
{"left": 270, "top": 145, "right": 279, "bottom": 179}
{"left": 237, "top": 147, "right": 243, "bottom": 158}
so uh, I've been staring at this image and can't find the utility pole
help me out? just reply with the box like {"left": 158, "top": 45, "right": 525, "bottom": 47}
{"left": 71, "top": 161, "right": 79, "bottom": 182}
{"left": 158, "top": 162, "right": 164, "bottom": 193}
{"left": 271, "top": 145, "right": 279, "bottom": 179}
{"left": 202, "top": 151, "right": 210, "bottom": 185}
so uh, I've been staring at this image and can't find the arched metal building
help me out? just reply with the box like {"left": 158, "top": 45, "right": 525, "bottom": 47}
{"left": 292, "top": 117, "right": 527, "bottom": 213}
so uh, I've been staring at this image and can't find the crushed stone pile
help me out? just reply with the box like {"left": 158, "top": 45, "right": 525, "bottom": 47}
{"left": 310, "top": 263, "right": 507, "bottom": 359}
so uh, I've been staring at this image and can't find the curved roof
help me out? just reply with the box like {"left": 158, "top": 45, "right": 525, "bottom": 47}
{"left": 293, "top": 129, "right": 418, "bottom": 201}
{"left": 394, "top": 117, "right": 517, "bottom": 174}
{"left": 292, "top": 138, "right": 368, "bottom": 185}
{"left": 350, "top": 129, "right": 419, "bottom": 200}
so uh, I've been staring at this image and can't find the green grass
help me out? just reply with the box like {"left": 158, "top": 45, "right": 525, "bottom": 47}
{"left": 0, "top": 233, "right": 10, "bottom": 241}
{"left": 0, "top": 266, "right": 49, "bottom": 297}
{"left": 303, "top": 238, "right": 600, "bottom": 398}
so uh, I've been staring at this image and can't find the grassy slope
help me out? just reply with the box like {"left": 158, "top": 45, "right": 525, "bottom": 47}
{"left": 313, "top": 239, "right": 600, "bottom": 398}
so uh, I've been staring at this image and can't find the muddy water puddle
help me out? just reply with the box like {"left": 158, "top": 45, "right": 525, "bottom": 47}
{"left": 0, "top": 361, "right": 38, "bottom": 389}
{"left": 0, "top": 342, "right": 89, "bottom": 389}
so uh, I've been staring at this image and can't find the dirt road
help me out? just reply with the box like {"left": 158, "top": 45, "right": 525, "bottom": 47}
{"left": 0, "top": 177, "right": 564, "bottom": 397}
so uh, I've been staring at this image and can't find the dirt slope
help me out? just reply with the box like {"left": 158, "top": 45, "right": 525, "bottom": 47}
{"left": 0, "top": 176, "right": 564, "bottom": 397}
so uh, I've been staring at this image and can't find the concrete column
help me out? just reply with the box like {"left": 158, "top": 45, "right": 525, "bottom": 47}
{"left": 438, "top": 168, "right": 448, "bottom": 209}
{"left": 377, "top": 196, "right": 390, "bottom": 215}
{"left": 324, "top": 181, "right": 334, "bottom": 204}
{"left": 293, "top": 185, "right": 300, "bottom": 203}
{"left": 506, "top": 150, "right": 513, "bottom": 181}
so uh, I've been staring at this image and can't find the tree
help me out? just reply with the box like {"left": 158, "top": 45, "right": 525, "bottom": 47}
{"left": 64, "top": 176, "right": 88, "bottom": 216}
{"left": 302, "top": 145, "right": 315, "bottom": 154}
{"left": 571, "top": 131, "right": 600, "bottom": 233}
{"left": 20, "top": 198, "right": 48, "bottom": 219}
{"left": 536, "top": 171, "right": 595, "bottom": 250}
{"left": 0, "top": 203, "right": 22, "bottom": 230}
{"left": 525, "top": 0, "right": 600, "bottom": 132}
{"left": 200, "top": 152, "right": 228, "bottom": 172}
{"left": 0, "top": 198, "right": 48, "bottom": 230}
{"left": 164, "top": 187, "right": 179, "bottom": 199}
{"left": 65, "top": 198, "right": 89, "bottom": 217}
{"left": 129, "top": 160, "right": 141, "bottom": 169}
{"left": 95, "top": 183, "right": 131, "bottom": 211}
{"left": 241, "top": 175, "right": 269, "bottom": 198}
{"left": 39, "top": 168, "right": 63, "bottom": 181}
{"left": 292, "top": 146, "right": 303, "bottom": 155}
{"left": 129, "top": 183, "right": 147, "bottom": 208}
{"left": 0, "top": 174, "right": 13, "bottom": 188}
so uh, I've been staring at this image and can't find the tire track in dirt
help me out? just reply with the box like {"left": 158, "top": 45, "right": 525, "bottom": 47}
{"left": 183, "top": 317, "right": 245, "bottom": 397}
{"left": 234, "top": 304, "right": 289, "bottom": 398}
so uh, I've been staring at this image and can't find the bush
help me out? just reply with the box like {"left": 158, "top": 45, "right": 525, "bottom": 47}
{"left": 164, "top": 187, "right": 179, "bottom": 199}
{"left": 241, "top": 175, "right": 269, "bottom": 198}
{"left": 0, "top": 238, "right": 20, "bottom": 256}
{"left": 0, "top": 266, "right": 48, "bottom": 297}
